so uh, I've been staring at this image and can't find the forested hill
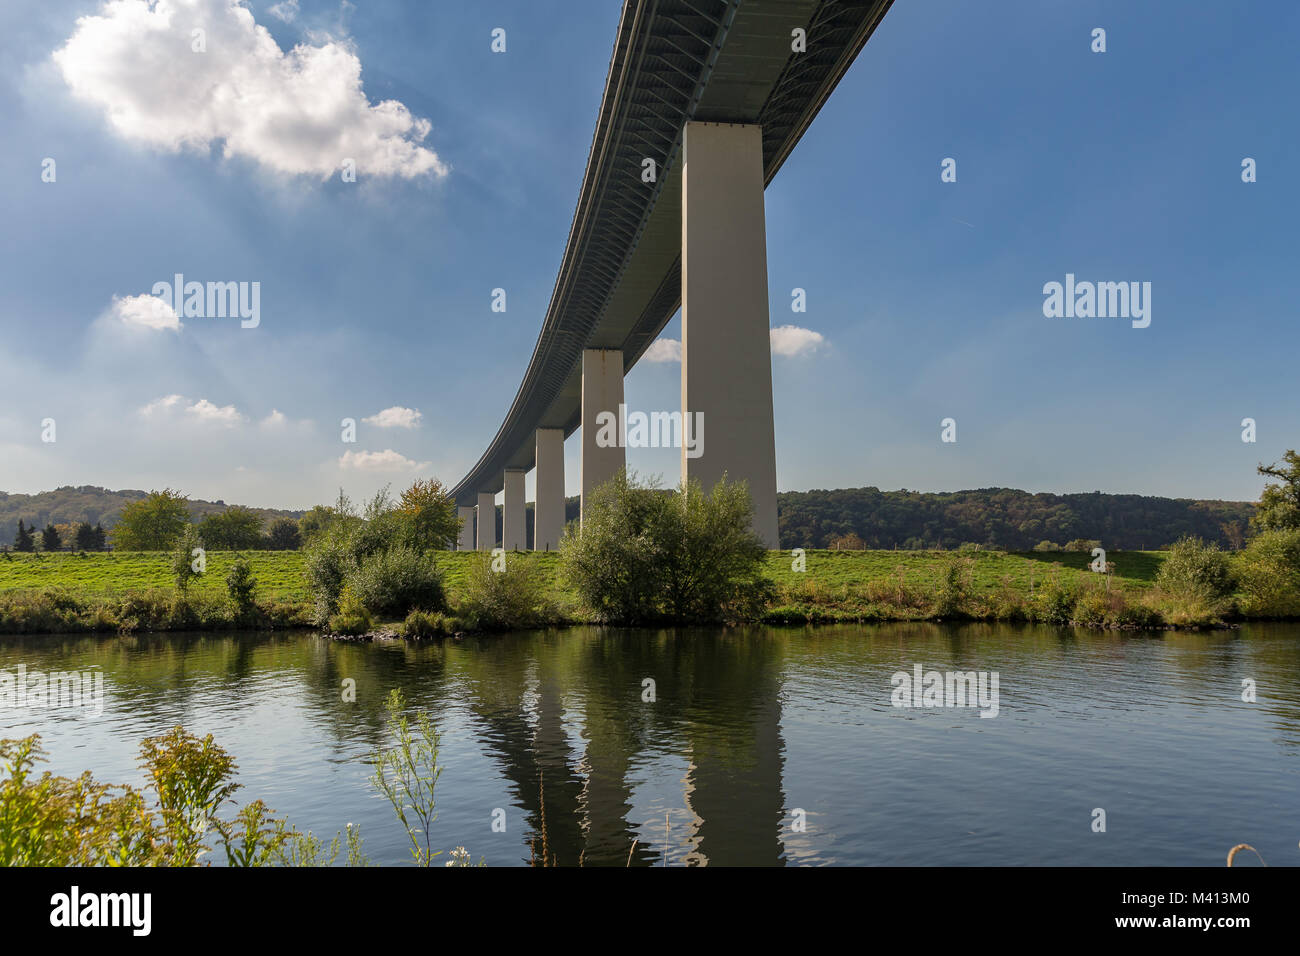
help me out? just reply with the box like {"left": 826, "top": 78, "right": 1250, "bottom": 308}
{"left": 776, "top": 487, "right": 1255, "bottom": 551}
{"left": 1, "top": 484, "right": 1256, "bottom": 552}
{"left": 0, "top": 486, "right": 300, "bottom": 545}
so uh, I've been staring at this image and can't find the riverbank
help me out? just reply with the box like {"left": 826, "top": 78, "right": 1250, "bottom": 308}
{"left": 0, "top": 546, "right": 1277, "bottom": 635}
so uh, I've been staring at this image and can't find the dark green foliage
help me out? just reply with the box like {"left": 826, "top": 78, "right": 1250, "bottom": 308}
{"left": 561, "top": 470, "right": 772, "bottom": 624}
{"left": 111, "top": 489, "right": 191, "bottom": 551}
{"left": 73, "top": 521, "right": 97, "bottom": 550}
{"left": 265, "top": 517, "right": 301, "bottom": 551}
{"left": 350, "top": 547, "right": 445, "bottom": 617}
{"left": 1234, "top": 528, "right": 1300, "bottom": 617}
{"left": 40, "top": 524, "right": 61, "bottom": 552}
{"left": 1155, "top": 537, "right": 1234, "bottom": 605}
{"left": 13, "top": 520, "right": 34, "bottom": 552}
{"left": 459, "top": 553, "right": 552, "bottom": 630}
{"left": 1252, "top": 450, "right": 1300, "bottom": 533}
{"left": 776, "top": 487, "right": 1255, "bottom": 551}
{"left": 172, "top": 525, "right": 204, "bottom": 591}
{"left": 225, "top": 559, "right": 257, "bottom": 616}
{"left": 199, "top": 506, "right": 265, "bottom": 551}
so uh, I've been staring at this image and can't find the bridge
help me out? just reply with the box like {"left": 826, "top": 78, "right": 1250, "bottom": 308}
{"left": 450, "top": 0, "right": 895, "bottom": 551}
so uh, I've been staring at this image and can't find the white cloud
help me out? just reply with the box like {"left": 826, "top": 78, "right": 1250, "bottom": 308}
{"left": 643, "top": 338, "right": 682, "bottom": 363}
{"left": 260, "top": 409, "right": 287, "bottom": 427}
{"left": 53, "top": 0, "right": 447, "bottom": 180}
{"left": 641, "top": 328, "right": 824, "bottom": 363}
{"left": 267, "top": 0, "right": 299, "bottom": 22}
{"left": 111, "top": 293, "right": 182, "bottom": 332}
{"left": 769, "top": 324, "right": 825, "bottom": 357}
{"left": 362, "top": 405, "right": 422, "bottom": 429}
{"left": 140, "top": 394, "right": 245, "bottom": 426}
{"left": 339, "top": 448, "right": 428, "bottom": 471}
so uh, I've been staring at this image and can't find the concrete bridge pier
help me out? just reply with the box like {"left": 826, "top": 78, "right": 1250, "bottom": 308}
{"left": 680, "top": 121, "right": 780, "bottom": 549}
{"left": 476, "top": 491, "right": 496, "bottom": 551}
{"left": 580, "top": 348, "right": 626, "bottom": 526}
{"left": 534, "top": 428, "right": 566, "bottom": 551}
{"left": 456, "top": 505, "right": 475, "bottom": 551}
{"left": 503, "top": 469, "right": 526, "bottom": 550}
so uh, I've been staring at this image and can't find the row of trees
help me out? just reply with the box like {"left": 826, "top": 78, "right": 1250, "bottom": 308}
{"left": 780, "top": 451, "right": 1299, "bottom": 550}
{"left": 108, "top": 490, "right": 304, "bottom": 552}
{"left": 11, "top": 519, "right": 107, "bottom": 552}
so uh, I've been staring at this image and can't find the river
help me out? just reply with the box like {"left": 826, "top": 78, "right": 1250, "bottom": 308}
{"left": 2, "top": 622, "right": 1297, "bottom": 866}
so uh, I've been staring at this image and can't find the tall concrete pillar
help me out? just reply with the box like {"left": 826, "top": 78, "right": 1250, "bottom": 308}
{"left": 680, "top": 121, "right": 780, "bottom": 549}
{"left": 476, "top": 491, "right": 496, "bottom": 551}
{"left": 534, "top": 428, "right": 566, "bottom": 551}
{"left": 503, "top": 469, "right": 526, "bottom": 551}
{"left": 581, "top": 348, "right": 626, "bottom": 526}
{"left": 457, "top": 506, "right": 475, "bottom": 551}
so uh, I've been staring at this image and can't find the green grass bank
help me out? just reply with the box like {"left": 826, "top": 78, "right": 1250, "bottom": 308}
{"left": 0, "top": 547, "right": 1186, "bottom": 635}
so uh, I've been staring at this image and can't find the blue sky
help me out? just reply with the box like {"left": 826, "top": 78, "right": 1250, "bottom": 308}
{"left": 1, "top": 0, "right": 1296, "bottom": 510}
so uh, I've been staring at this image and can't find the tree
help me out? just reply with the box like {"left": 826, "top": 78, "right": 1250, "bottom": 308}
{"left": 172, "top": 526, "right": 205, "bottom": 591}
{"left": 198, "top": 506, "right": 264, "bottom": 551}
{"left": 91, "top": 523, "right": 107, "bottom": 551}
{"left": 265, "top": 517, "right": 301, "bottom": 551}
{"left": 40, "top": 524, "right": 61, "bottom": 552}
{"left": 111, "top": 490, "right": 191, "bottom": 551}
{"left": 396, "top": 478, "right": 460, "bottom": 552}
{"left": 561, "top": 470, "right": 771, "bottom": 623}
{"left": 14, "top": 520, "right": 35, "bottom": 552}
{"left": 1253, "top": 450, "right": 1300, "bottom": 533}
{"left": 297, "top": 505, "right": 337, "bottom": 543}
{"left": 73, "top": 522, "right": 97, "bottom": 551}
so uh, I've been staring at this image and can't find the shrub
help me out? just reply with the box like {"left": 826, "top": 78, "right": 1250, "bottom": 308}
{"left": 1234, "top": 528, "right": 1300, "bottom": 617}
{"left": 403, "top": 608, "right": 454, "bottom": 639}
{"left": 1032, "top": 578, "right": 1078, "bottom": 625}
{"left": 172, "top": 525, "right": 204, "bottom": 591}
{"left": 305, "top": 530, "right": 354, "bottom": 625}
{"left": 350, "top": 546, "right": 445, "bottom": 617}
{"left": 226, "top": 559, "right": 258, "bottom": 618}
{"left": 933, "top": 559, "right": 971, "bottom": 618}
{"left": 1072, "top": 588, "right": 1111, "bottom": 626}
{"left": 561, "top": 470, "right": 771, "bottom": 624}
{"left": 328, "top": 585, "right": 371, "bottom": 635}
{"left": 1064, "top": 539, "right": 1100, "bottom": 553}
{"left": 459, "top": 553, "right": 552, "bottom": 630}
{"left": 1156, "top": 537, "right": 1234, "bottom": 610}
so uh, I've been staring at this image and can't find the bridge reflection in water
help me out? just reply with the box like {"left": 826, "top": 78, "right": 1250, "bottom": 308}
{"left": 454, "top": 629, "right": 788, "bottom": 866}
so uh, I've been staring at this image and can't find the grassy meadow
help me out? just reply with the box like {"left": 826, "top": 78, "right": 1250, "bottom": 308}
{"left": 0, "top": 547, "right": 1163, "bottom": 602}
{"left": 0, "top": 547, "right": 1174, "bottom": 635}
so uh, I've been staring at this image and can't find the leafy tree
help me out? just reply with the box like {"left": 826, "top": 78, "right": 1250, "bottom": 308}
{"left": 91, "top": 523, "right": 107, "bottom": 551}
{"left": 111, "top": 490, "right": 190, "bottom": 551}
{"left": 198, "top": 506, "right": 264, "bottom": 551}
{"left": 13, "top": 521, "right": 34, "bottom": 553}
{"left": 395, "top": 478, "right": 459, "bottom": 552}
{"left": 265, "top": 517, "right": 301, "bottom": 551}
{"left": 1253, "top": 450, "right": 1300, "bottom": 533}
{"left": 40, "top": 524, "right": 61, "bottom": 552}
{"left": 297, "top": 506, "right": 336, "bottom": 543}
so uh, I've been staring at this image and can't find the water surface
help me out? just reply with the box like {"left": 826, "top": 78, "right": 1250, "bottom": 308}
{"left": 2, "top": 623, "right": 1297, "bottom": 866}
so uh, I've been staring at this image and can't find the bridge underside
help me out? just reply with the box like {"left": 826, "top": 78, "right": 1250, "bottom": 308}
{"left": 451, "top": 0, "right": 894, "bottom": 546}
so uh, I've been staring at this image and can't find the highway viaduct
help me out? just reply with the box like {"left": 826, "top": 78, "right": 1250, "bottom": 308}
{"left": 450, "top": 0, "right": 895, "bottom": 551}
